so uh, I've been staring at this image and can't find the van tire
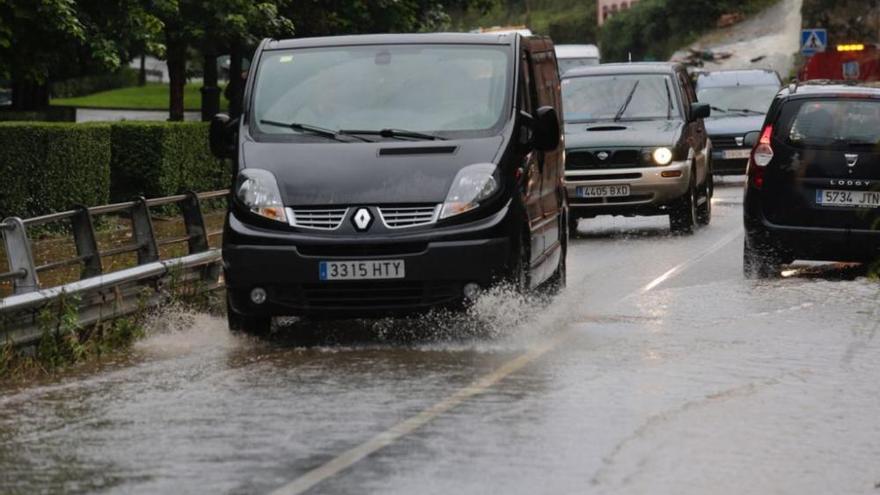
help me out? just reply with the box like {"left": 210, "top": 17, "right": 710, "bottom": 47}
{"left": 227, "top": 292, "right": 271, "bottom": 336}
{"left": 545, "top": 215, "right": 568, "bottom": 294}
{"left": 669, "top": 174, "right": 697, "bottom": 235}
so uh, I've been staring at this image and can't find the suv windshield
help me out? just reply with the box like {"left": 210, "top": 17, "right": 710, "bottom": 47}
{"left": 782, "top": 99, "right": 880, "bottom": 148}
{"left": 562, "top": 74, "right": 678, "bottom": 123}
{"left": 697, "top": 84, "right": 778, "bottom": 117}
{"left": 251, "top": 44, "right": 511, "bottom": 139}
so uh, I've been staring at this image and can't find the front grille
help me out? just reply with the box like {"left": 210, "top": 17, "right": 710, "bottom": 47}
{"left": 288, "top": 207, "right": 348, "bottom": 230}
{"left": 711, "top": 135, "right": 743, "bottom": 149}
{"left": 275, "top": 281, "right": 462, "bottom": 311}
{"left": 567, "top": 149, "right": 649, "bottom": 170}
{"left": 570, "top": 194, "right": 653, "bottom": 205}
{"left": 296, "top": 243, "right": 428, "bottom": 258}
{"left": 378, "top": 205, "right": 439, "bottom": 229}
{"left": 566, "top": 172, "right": 642, "bottom": 181}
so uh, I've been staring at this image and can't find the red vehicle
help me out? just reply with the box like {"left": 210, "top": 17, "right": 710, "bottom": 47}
{"left": 800, "top": 43, "right": 880, "bottom": 82}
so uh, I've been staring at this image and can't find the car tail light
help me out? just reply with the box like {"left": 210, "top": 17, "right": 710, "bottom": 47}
{"left": 753, "top": 125, "right": 774, "bottom": 167}
{"left": 748, "top": 125, "right": 773, "bottom": 189}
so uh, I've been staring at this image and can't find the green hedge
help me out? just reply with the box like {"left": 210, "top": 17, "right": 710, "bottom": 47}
{"left": 109, "top": 122, "right": 228, "bottom": 201}
{"left": 0, "top": 122, "right": 227, "bottom": 219}
{"left": 0, "top": 107, "right": 77, "bottom": 122}
{"left": 0, "top": 123, "right": 112, "bottom": 218}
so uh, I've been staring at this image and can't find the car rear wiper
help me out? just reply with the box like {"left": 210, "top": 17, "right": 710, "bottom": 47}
{"left": 726, "top": 108, "right": 764, "bottom": 116}
{"left": 340, "top": 128, "right": 447, "bottom": 141}
{"left": 710, "top": 106, "right": 728, "bottom": 113}
{"left": 614, "top": 80, "right": 640, "bottom": 122}
{"left": 259, "top": 120, "right": 373, "bottom": 142}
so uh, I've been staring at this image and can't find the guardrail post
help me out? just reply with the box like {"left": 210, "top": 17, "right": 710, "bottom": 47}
{"left": 181, "top": 191, "right": 209, "bottom": 254}
{"left": 131, "top": 198, "right": 159, "bottom": 265}
{"left": 71, "top": 206, "right": 103, "bottom": 278}
{"left": 1, "top": 217, "right": 39, "bottom": 294}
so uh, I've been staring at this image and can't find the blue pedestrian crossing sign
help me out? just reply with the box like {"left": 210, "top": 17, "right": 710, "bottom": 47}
{"left": 801, "top": 29, "right": 827, "bottom": 56}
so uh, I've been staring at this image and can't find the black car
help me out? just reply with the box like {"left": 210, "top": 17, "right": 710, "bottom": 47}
{"left": 743, "top": 81, "right": 880, "bottom": 277}
{"left": 210, "top": 33, "right": 567, "bottom": 333}
{"left": 696, "top": 69, "right": 782, "bottom": 174}
{"left": 562, "top": 63, "right": 713, "bottom": 235}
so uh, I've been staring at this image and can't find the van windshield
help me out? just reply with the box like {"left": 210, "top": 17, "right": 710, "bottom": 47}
{"left": 562, "top": 74, "right": 678, "bottom": 122}
{"left": 783, "top": 99, "right": 880, "bottom": 148}
{"left": 251, "top": 44, "right": 511, "bottom": 139}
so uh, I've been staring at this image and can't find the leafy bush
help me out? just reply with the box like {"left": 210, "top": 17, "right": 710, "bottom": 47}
{"left": 110, "top": 122, "right": 229, "bottom": 201}
{"left": 51, "top": 68, "right": 140, "bottom": 99}
{"left": 0, "top": 123, "right": 111, "bottom": 218}
{"left": 599, "top": 0, "right": 777, "bottom": 62}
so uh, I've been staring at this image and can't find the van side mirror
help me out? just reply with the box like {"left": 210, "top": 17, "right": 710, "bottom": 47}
{"left": 209, "top": 113, "right": 237, "bottom": 159}
{"left": 533, "top": 106, "right": 561, "bottom": 151}
{"left": 743, "top": 131, "right": 760, "bottom": 148}
{"left": 689, "top": 102, "right": 710, "bottom": 122}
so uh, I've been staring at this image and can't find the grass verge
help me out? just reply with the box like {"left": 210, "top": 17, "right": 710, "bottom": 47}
{"left": 51, "top": 83, "right": 228, "bottom": 111}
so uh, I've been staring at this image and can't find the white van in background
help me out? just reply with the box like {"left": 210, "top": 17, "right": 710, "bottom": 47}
{"left": 555, "top": 44, "right": 601, "bottom": 74}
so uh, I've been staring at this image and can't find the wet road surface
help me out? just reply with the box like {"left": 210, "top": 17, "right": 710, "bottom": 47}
{"left": 2, "top": 179, "right": 879, "bottom": 494}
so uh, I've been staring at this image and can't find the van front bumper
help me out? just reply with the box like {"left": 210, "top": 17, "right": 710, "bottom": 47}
{"left": 564, "top": 160, "right": 691, "bottom": 218}
{"left": 223, "top": 203, "right": 517, "bottom": 318}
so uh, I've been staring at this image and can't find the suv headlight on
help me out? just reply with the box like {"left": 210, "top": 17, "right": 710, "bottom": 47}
{"left": 641, "top": 147, "right": 675, "bottom": 166}
{"left": 235, "top": 168, "right": 288, "bottom": 223}
{"left": 439, "top": 163, "right": 500, "bottom": 220}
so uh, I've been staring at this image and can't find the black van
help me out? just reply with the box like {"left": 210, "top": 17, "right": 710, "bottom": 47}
{"left": 743, "top": 81, "right": 880, "bottom": 277}
{"left": 210, "top": 33, "right": 567, "bottom": 333}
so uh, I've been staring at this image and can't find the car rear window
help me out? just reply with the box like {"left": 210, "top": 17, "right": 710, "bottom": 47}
{"left": 778, "top": 98, "right": 880, "bottom": 149}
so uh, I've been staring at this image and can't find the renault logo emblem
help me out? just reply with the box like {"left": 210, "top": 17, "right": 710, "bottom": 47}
{"left": 597, "top": 151, "right": 610, "bottom": 161}
{"left": 352, "top": 208, "right": 373, "bottom": 231}
{"left": 845, "top": 153, "right": 859, "bottom": 168}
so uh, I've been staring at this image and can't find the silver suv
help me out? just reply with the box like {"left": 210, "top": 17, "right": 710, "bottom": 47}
{"left": 561, "top": 63, "right": 713, "bottom": 235}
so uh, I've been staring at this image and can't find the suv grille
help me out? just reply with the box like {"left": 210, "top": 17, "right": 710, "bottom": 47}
{"left": 378, "top": 205, "right": 439, "bottom": 229}
{"left": 288, "top": 207, "right": 349, "bottom": 230}
{"left": 567, "top": 149, "right": 647, "bottom": 170}
{"left": 712, "top": 135, "right": 743, "bottom": 149}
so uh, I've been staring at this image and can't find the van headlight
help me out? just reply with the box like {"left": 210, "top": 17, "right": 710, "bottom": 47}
{"left": 439, "top": 163, "right": 500, "bottom": 220}
{"left": 235, "top": 168, "right": 288, "bottom": 223}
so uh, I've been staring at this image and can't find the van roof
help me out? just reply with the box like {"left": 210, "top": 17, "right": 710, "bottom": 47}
{"left": 561, "top": 62, "right": 679, "bottom": 78}
{"left": 554, "top": 44, "right": 600, "bottom": 59}
{"left": 696, "top": 69, "right": 781, "bottom": 88}
{"left": 264, "top": 33, "right": 521, "bottom": 50}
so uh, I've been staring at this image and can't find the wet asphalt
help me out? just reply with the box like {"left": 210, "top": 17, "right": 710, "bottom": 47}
{"left": 2, "top": 178, "right": 879, "bottom": 495}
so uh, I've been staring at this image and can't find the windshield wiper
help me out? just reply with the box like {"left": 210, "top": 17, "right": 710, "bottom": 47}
{"left": 259, "top": 120, "right": 373, "bottom": 142}
{"left": 710, "top": 106, "right": 728, "bottom": 114}
{"left": 614, "top": 80, "right": 640, "bottom": 122}
{"left": 726, "top": 108, "right": 764, "bottom": 116}
{"left": 340, "top": 128, "right": 447, "bottom": 141}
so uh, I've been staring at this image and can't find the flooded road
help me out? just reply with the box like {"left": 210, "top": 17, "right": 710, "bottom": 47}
{"left": 2, "top": 180, "right": 879, "bottom": 494}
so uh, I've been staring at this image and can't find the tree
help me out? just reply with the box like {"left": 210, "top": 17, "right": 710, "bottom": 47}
{"left": 0, "top": 0, "right": 160, "bottom": 110}
{"left": 147, "top": 0, "right": 293, "bottom": 121}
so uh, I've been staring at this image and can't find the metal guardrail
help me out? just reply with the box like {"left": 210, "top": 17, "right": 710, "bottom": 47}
{"left": 0, "top": 190, "right": 229, "bottom": 347}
